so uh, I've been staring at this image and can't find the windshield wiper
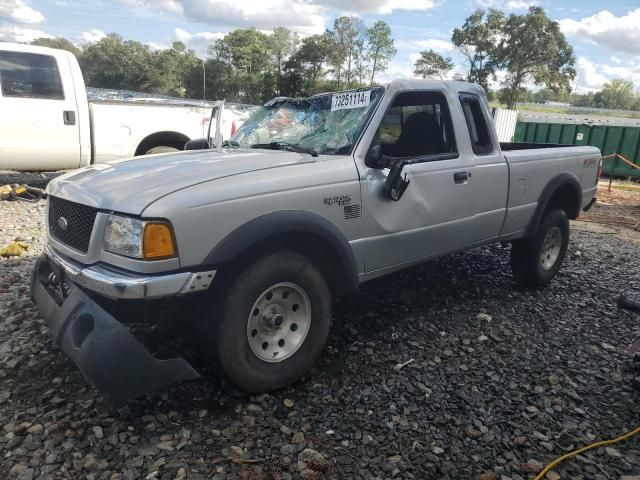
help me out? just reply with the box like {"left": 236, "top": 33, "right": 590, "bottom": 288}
{"left": 250, "top": 142, "right": 318, "bottom": 157}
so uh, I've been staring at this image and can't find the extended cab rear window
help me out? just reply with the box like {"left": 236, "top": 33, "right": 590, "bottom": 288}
{"left": 0, "top": 50, "right": 64, "bottom": 100}
{"left": 460, "top": 94, "right": 493, "bottom": 155}
{"left": 378, "top": 91, "right": 457, "bottom": 160}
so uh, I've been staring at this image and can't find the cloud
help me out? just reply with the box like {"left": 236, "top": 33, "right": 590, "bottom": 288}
{"left": 0, "top": 0, "right": 44, "bottom": 24}
{"left": 174, "top": 27, "right": 224, "bottom": 54}
{"left": 560, "top": 8, "right": 640, "bottom": 56}
{"left": 574, "top": 57, "right": 640, "bottom": 93}
{"left": 0, "top": 24, "right": 51, "bottom": 42}
{"left": 120, "top": 0, "right": 438, "bottom": 35}
{"left": 506, "top": 0, "right": 536, "bottom": 9}
{"left": 79, "top": 28, "right": 107, "bottom": 44}
{"left": 397, "top": 38, "right": 455, "bottom": 54}
{"left": 474, "top": 0, "right": 536, "bottom": 10}
{"left": 316, "top": 0, "right": 436, "bottom": 15}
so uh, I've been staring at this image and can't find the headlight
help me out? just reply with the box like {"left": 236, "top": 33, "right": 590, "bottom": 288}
{"left": 103, "top": 215, "right": 175, "bottom": 260}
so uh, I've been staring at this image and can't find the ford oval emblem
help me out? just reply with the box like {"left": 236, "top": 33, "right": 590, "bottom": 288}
{"left": 57, "top": 217, "right": 68, "bottom": 231}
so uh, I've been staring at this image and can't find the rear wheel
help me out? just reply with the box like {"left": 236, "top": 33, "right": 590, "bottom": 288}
{"left": 511, "top": 209, "right": 569, "bottom": 287}
{"left": 144, "top": 146, "right": 179, "bottom": 155}
{"left": 195, "top": 251, "right": 332, "bottom": 393}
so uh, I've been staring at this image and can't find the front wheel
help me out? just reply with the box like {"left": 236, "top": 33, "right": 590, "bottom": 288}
{"left": 195, "top": 251, "right": 332, "bottom": 393}
{"left": 511, "top": 209, "right": 570, "bottom": 287}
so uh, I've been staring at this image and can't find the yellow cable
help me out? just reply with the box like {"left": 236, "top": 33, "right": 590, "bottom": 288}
{"left": 533, "top": 425, "right": 640, "bottom": 480}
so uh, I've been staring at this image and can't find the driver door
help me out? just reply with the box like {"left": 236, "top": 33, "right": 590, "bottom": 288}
{"left": 354, "top": 89, "right": 477, "bottom": 273}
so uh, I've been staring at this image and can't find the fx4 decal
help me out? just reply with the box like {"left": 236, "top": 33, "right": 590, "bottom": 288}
{"left": 324, "top": 195, "right": 352, "bottom": 206}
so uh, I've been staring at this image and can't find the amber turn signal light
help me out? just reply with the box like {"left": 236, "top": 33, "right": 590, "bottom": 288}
{"left": 143, "top": 222, "right": 175, "bottom": 259}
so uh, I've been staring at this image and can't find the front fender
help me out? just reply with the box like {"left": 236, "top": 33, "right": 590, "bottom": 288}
{"left": 204, "top": 210, "right": 359, "bottom": 295}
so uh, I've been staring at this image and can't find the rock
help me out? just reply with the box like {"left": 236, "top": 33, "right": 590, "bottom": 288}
{"left": 247, "top": 404, "right": 262, "bottom": 413}
{"left": 548, "top": 374, "right": 560, "bottom": 385}
{"left": 298, "top": 448, "right": 329, "bottom": 472}
{"left": 477, "top": 313, "right": 493, "bottom": 322}
{"left": 526, "top": 405, "right": 539, "bottom": 413}
{"left": 230, "top": 446, "right": 244, "bottom": 457}
{"left": 292, "top": 432, "right": 305, "bottom": 444}
{"left": 92, "top": 426, "right": 104, "bottom": 439}
{"left": 26, "top": 424, "right": 43, "bottom": 434}
{"left": 513, "top": 436, "right": 527, "bottom": 446}
{"left": 432, "top": 446, "right": 445, "bottom": 455}
{"left": 605, "top": 447, "right": 621, "bottom": 457}
{"left": 283, "top": 399, "right": 294, "bottom": 408}
{"left": 546, "top": 471, "right": 561, "bottom": 480}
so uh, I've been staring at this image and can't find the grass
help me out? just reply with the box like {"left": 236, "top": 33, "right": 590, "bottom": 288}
{"left": 488, "top": 102, "right": 640, "bottom": 120}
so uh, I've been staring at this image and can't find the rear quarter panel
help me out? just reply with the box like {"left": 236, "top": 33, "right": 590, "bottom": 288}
{"left": 501, "top": 145, "right": 600, "bottom": 238}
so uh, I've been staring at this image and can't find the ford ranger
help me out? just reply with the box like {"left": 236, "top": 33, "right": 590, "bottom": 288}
{"left": 31, "top": 80, "right": 600, "bottom": 402}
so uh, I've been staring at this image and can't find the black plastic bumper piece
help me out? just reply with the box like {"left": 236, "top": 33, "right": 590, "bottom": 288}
{"left": 583, "top": 196, "right": 597, "bottom": 212}
{"left": 31, "top": 256, "right": 200, "bottom": 403}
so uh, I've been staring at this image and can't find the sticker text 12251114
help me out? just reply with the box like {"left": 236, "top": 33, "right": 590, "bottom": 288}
{"left": 331, "top": 90, "right": 371, "bottom": 112}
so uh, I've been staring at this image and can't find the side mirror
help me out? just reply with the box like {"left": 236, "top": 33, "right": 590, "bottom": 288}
{"left": 365, "top": 143, "right": 385, "bottom": 168}
{"left": 184, "top": 138, "right": 210, "bottom": 151}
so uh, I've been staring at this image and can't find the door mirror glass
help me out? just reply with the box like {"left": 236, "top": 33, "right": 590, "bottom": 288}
{"left": 184, "top": 138, "right": 210, "bottom": 150}
{"left": 365, "top": 142, "right": 385, "bottom": 168}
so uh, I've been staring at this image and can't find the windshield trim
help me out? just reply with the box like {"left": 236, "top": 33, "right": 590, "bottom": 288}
{"left": 347, "top": 85, "right": 389, "bottom": 157}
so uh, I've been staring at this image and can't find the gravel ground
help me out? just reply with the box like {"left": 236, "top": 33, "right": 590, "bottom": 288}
{"left": 1, "top": 199, "right": 640, "bottom": 480}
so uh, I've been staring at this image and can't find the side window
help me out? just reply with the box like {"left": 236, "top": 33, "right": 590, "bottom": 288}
{"left": 0, "top": 51, "right": 64, "bottom": 100}
{"left": 377, "top": 91, "right": 457, "bottom": 159}
{"left": 459, "top": 94, "right": 493, "bottom": 155}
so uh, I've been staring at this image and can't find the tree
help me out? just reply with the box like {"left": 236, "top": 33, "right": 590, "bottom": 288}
{"left": 451, "top": 9, "right": 502, "bottom": 88}
{"left": 32, "top": 37, "right": 82, "bottom": 58}
{"left": 413, "top": 49, "right": 454, "bottom": 79}
{"left": 269, "top": 27, "right": 299, "bottom": 94}
{"left": 493, "top": 7, "right": 575, "bottom": 108}
{"left": 155, "top": 41, "right": 201, "bottom": 97}
{"left": 290, "top": 34, "right": 331, "bottom": 94}
{"left": 600, "top": 79, "right": 634, "bottom": 110}
{"left": 366, "top": 21, "right": 396, "bottom": 86}
{"left": 328, "top": 16, "right": 365, "bottom": 88}
{"left": 211, "top": 28, "right": 272, "bottom": 102}
{"left": 80, "top": 34, "right": 159, "bottom": 92}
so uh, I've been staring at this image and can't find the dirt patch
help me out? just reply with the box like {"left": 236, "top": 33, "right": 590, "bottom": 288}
{"left": 581, "top": 180, "right": 640, "bottom": 233}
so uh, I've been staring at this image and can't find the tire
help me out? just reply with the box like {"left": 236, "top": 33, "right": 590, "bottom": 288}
{"left": 511, "top": 209, "right": 569, "bottom": 287}
{"left": 195, "top": 251, "right": 332, "bottom": 393}
{"left": 144, "top": 146, "right": 180, "bottom": 155}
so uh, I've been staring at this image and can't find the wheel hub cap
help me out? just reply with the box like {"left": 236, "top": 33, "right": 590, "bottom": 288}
{"left": 540, "top": 226, "right": 562, "bottom": 271}
{"left": 247, "top": 282, "right": 311, "bottom": 363}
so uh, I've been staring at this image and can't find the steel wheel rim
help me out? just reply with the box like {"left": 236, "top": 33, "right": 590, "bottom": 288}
{"left": 540, "top": 226, "right": 562, "bottom": 270}
{"left": 246, "top": 282, "right": 311, "bottom": 363}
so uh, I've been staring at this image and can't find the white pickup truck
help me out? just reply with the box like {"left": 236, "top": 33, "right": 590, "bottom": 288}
{"left": 33, "top": 80, "right": 600, "bottom": 402}
{"left": 0, "top": 42, "right": 252, "bottom": 170}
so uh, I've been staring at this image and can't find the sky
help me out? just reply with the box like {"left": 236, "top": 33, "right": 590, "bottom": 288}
{"left": 0, "top": 0, "right": 639, "bottom": 93}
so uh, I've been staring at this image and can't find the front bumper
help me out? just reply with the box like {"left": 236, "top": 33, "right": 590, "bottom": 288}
{"left": 31, "top": 256, "right": 201, "bottom": 403}
{"left": 43, "top": 244, "right": 216, "bottom": 300}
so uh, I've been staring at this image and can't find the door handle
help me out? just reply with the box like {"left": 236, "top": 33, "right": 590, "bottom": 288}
{"left": 453, "top": 171, "right": 471, "bottom": 184}
{"left": 63, "top": 110, "right": 76, "bottom": 125}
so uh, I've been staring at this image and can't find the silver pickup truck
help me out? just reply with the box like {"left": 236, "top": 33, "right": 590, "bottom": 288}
{"left": 32, "top": 80, "right": 600, "bottom": 402}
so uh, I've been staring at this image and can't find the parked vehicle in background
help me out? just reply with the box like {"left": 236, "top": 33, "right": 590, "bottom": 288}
{"left": 0, "top": 42, "right": 256, "bottom": 170}
{"left": 32, "top": 79, "right": 600, "bottom": 402}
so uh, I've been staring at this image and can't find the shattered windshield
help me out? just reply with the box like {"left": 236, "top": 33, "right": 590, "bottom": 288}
{"left": 230, "top": 87, "right": 385, "bottom": 155}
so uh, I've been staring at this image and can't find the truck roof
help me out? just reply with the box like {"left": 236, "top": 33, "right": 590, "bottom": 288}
{"left": 0, "top": 41, "right": 76, "bottom": 58}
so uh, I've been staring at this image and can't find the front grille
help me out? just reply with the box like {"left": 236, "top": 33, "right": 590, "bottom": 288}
{"left": 48, "top": 196, "right": 98, "bottom": 253}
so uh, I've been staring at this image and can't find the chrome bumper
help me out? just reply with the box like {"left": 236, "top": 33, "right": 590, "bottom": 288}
{"left": 44, "top": 245, "right": 216, "bottom": 300}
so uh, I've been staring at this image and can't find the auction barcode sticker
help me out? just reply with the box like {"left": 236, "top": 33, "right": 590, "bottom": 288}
{"left": 331, "top": 90, "right": 371, "bottom": 112}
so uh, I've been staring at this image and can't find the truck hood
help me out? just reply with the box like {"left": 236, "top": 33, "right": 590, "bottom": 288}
{"left": 47, "top": 149, "right": 315, "bottom": 214}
